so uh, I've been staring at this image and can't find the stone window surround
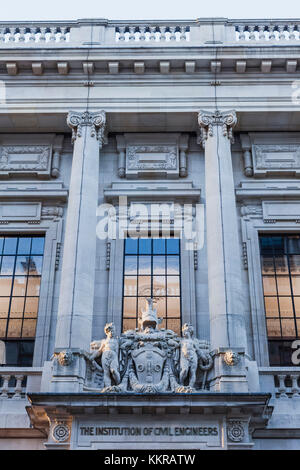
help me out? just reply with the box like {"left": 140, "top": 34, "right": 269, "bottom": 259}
{"left": 0, "top": 218, "right": 63, "bottom": 367}
{"left": 241, "top": 204, "right": 300, "bottom": 367}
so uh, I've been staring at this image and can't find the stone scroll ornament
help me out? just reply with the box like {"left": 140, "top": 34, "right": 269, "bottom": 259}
{"left": 198, "top": 109, "right": 237, "bottom": 147}
{"left": 84, "top": 298, "right": 214, "bottom": 394}
{"left": 67, "top": 110, "right": 107, "bottom": 147}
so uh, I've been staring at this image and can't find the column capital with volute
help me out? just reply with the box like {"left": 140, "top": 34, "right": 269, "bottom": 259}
{"left": 67, "top": 110, "right": 107, "bottom": 147}
{"left": 198, "top": 109, "right": 237, "bottom": 145}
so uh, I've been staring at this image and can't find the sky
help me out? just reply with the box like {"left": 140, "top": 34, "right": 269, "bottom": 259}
{"left": 1, "top": 0, "right": 300, "bottom": 21}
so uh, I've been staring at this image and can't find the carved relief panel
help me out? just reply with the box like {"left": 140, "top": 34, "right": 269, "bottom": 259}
{"left": 116, "top": 133, "right": 188, "bottom": 179}
{"left": 0, "top": 134, "right": 64, "bottom": 179}
{"left": 242, "top": 133, "right": 300, "bottom": 177}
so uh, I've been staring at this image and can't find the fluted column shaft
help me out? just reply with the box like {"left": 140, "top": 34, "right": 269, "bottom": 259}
{"left": 54, "top": 110, "right": 106, "bottom": 351}
{"left": 198, "top": 110, "right": 247, "bottom": 352}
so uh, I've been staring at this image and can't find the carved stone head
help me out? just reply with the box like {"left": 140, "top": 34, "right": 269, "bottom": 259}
{"left": 182, "top": 323, "right": 194, "bottom": 338}
{"left": 104, "top": 322, "right": 116, "bottom": 338}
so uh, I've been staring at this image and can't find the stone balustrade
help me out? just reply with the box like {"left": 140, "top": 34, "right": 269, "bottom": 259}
{"left": 0, "top": 367, "right": 43, "bottom": 399}
{"left": 0, "top": 24, "right": 71, "bottom": 43}
{"left": 0, "top": 19, "right": 299, "bottom": 48}
{"left": 234, "top": 21, "right": 300, "bottom": 42}
{"left": 114, "top": 23, "right": 191, "bottom": 42}
{"left": 259, "top": 368, "right": 300, "bottom": 399}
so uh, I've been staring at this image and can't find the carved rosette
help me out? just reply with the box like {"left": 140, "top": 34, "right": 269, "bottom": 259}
{"left": 52, "top": 422, "right": 70, "bottom": 443}
{"left": 67, "top": 110, "right": 106, "bottom": 147}
{"left": 198, "top": 109, "right": 237, "bottom": 146}
{"left": 227, "top": 420, "right": 245, "bottom": 442}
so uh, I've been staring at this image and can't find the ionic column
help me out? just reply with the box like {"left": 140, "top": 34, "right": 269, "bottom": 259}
{"left": 198, "top": 110, "right": 248, "bottom": 392}
{"left": 51, "top": 110, "right": 106, "bottom": 392}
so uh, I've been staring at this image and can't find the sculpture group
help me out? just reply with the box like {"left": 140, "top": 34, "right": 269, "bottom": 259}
{"left": 85, "top": 298, "right": 213, "bottom": 393}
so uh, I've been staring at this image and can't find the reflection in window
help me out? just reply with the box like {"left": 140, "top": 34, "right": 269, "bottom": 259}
{"left": 260, "top": 234, "right": 300, "bottom": 366}
{"left": 0, "top": 236, "right": 44, "bottom": 366}
{"left": 122, "top": 238, "right": 181, "bottom": 335}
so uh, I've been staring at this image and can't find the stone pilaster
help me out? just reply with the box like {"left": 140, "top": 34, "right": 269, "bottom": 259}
{"left": 50, "top": 110, "right": 106, "bottom": 392}
{"left": 198, "top": 109, "right": 248, "bottom": 392}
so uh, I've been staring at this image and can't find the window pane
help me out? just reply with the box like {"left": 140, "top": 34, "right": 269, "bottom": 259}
{"left": 22, "top": 319, "right": 36, "bottom": 338}
{"left": 15, "top": 256, "right": 29, "bottom": 275}
{"left": 0, "top": 277, "right": 12, "bottom": 296}
{"left": 266, "top": 318, "right": 281, "bottom": 337}
{"left": 138, "top": 256, "right": 151, "bottom": 275}
{"left": 138, "top": 276, "right": 151, "bottom": 296}
{"left": 261, "top": 256, "right": 275, "bottom": 274}
{"left": 27, "top": 277, "right": 40, "bottom": 296}
{"left": 167, "top": 256, "right": 180, "bottom": 275}
{"left": 139, "top": 239, "right": 151, "bottom": 254}
{"left": 12, "top": 277, "right": 27, "bottom": 296}
{"left": 123, "top": 318, "right": 137, "bottom": 332}
{"left": 0, "top": 298, "right": 9, "bottom": 318}
{"left": 262, "top": 276, "right": 277, "bottom": 295}
{"left": 287, "top": 236, "right": 300, "bottom": 254}
{"left": 3, "top": 238, "right": 17, "bottom": 255}
{"left": 279, "top": 297, "right": 294, "bottom": 317}
{"left": 167, "top": 276, "right": 180, "bottom": 295}
{"left": 124, "top": 276, "right": 137, "bottom": 296}
{"left": 289, "top": 255, "right": 300, "bottom": 274}
{"left": 264, "top": 297, "right": 279, "bottom": 317}
{"left": 124, "top": 256, "right": 137, "bottom": 275}
{"left": 125, "top": 238, "right": 138, "bottom": 255}
{"left": 0, "top": 319, "right": 7, "bottom": 337}
{"left": 166, "top": 239, "right": 179, "bottom": 254}
{"left": 24, "top": 297, "right": 39, "bottom": 318}
{"left": 292, "top": 276, "right": 300, "bottom": 295}
{"left": 281, "top": 319, "right": 296, "bottom": 337}
{"left": 167, "top": 318, "right": 181, "bottom": 336}
{"left": 31, "top": 237, "right": 45, "bottom": 255}
{"left": 275, "top": 255, "right": 289, "bottom": 274}
{"left": 10, "top": 298, "right": 25, "bottom": 318}
{"left": 123, "top": 297, "right": 136, "bottom": 318}
{"left": 7, "top": 319, "right": 22, "bottom": 337}
{"left": 294, "top": 297, "right": 300, "bottom": 317}
{"left": 155, "top": 298, "right": 166, "bottom": 318}
{"left": 276, "top": 276, "right": 291, "bottom": 296}
{"left": 0, "top": 257, "right": 15, "bottom": 275}
{"left": 153, "top": 239, "right": 165, "bottom": 254}
{"left": 153, "top": 256, "right": 165, "bottom": 274}
{"left": 167, "top": 297, "right": 181, "bottom": 317}
{"left": 153, "top": 276, "right": 166, "bottom": 296}
{"left": 0, "top": 238, "right": 3, "bottom": 254}
{"left": 17, "top": 238, "right": 31, "bottom": 254}
{"left": 29, "top": 256, "right": 43, "bottom": 275}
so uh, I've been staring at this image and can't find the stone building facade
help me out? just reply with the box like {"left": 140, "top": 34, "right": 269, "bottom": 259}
{"left": 0, "top": 17, "right": 299, "bottom": 450}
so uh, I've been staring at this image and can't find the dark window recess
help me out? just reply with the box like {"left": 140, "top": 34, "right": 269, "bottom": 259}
{"left": 259, "top": 234, "right": 300, "bottom": 366}
{"left": 0, "top": 235, "right": 45, "bottom": 367}
{"left": 122, "top": 237, "right": 182, "bottom": 335}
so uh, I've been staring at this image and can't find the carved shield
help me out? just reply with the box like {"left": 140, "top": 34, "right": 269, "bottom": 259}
{"left": 131, "top": 343, "right": 166, "bottom": 385}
